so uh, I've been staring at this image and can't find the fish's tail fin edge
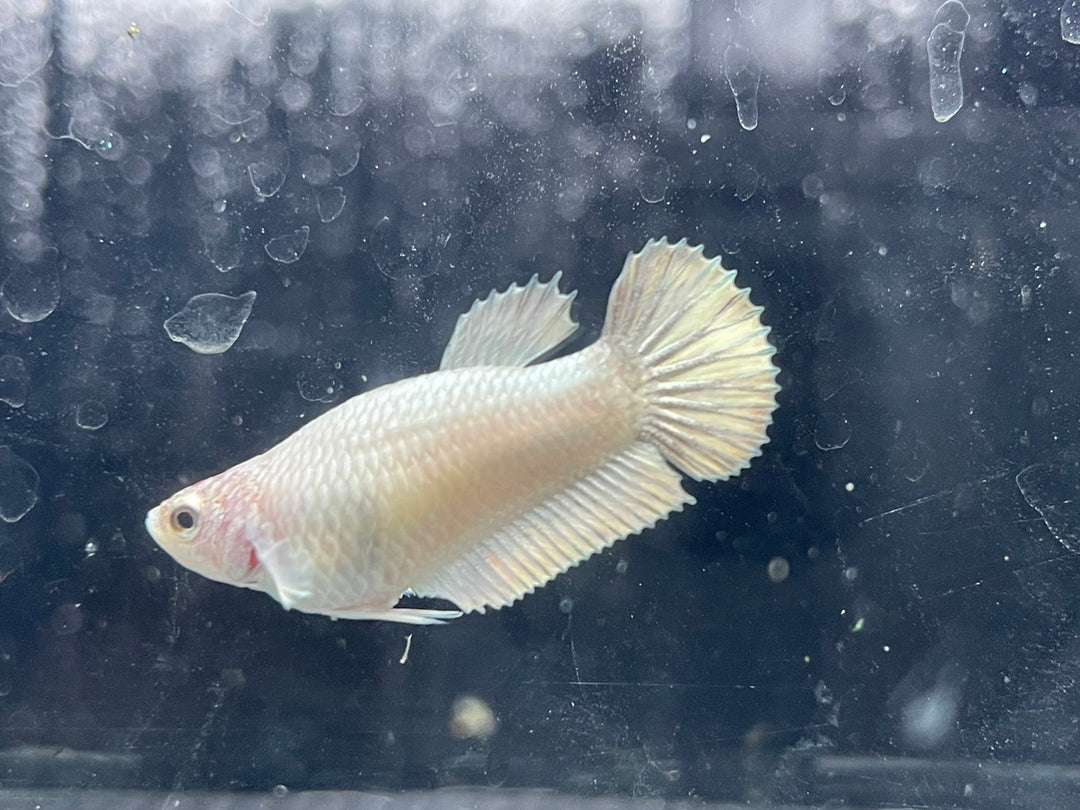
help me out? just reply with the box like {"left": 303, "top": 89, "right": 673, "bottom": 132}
{"left": 601, "top": 237, "right": 780, "bottom": 481}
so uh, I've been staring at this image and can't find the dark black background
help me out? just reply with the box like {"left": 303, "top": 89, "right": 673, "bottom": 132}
{"left": 1, "top": 0, "right": 1079, "bottom": 803}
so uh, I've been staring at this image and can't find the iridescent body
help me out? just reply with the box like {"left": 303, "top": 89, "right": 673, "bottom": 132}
{"left": 145, "top": 239, "right": 780, "bottom": 624}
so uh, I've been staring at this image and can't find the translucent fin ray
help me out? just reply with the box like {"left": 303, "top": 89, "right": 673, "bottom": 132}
{"left": 412, "top": 443, "right": 690, "bottom": 614}
{"left": 440, "top": 272, "right": 579, "bottom": 369}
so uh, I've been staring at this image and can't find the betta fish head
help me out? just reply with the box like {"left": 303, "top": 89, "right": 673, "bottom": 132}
{"left": 145, "top": 466, "right": 266, "bottom": 590}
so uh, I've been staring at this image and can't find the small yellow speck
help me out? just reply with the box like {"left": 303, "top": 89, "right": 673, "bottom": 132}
{"left": 127, "top": 22, "right": 140, "bottom": 39}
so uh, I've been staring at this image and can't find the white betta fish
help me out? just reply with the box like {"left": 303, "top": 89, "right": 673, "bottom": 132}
{"left": 146, "top": 238, "right": 780, "bottom": 625}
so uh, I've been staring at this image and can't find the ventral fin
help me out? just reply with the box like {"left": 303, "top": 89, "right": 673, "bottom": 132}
{"left": 440, "top": 272, "right": 579, "bottom": 370}
{"left": 412, "top": 443, "right": 692, "bottom": 614}
{"left": 323, "top": 606, "right": 464, "bottom": 625}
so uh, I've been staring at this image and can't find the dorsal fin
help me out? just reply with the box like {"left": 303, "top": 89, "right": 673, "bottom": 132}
{"left": 440, "top": 272, "right": 579, "bottom": 370}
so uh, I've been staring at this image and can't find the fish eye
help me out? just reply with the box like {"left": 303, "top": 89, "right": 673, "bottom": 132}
{"left": 170, "top": 505, "right": 199, "bottom": 534}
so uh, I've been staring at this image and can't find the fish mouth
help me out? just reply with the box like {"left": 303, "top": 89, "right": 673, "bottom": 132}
{"left": 144, "top": 509, "right": 163, "bottom": 545}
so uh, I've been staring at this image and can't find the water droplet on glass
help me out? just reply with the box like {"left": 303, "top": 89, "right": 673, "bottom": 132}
{"left": 733, "top": 163, "right": 761, "bottom": 202}
{"left": 819, "top": 70, "right": 847, "bottom": 106}
{"left": 264, "top": 226, "right": 310, "bottom": 264}
{"left": 206, "top": 238, "right": 243, "bottom": 274}
{"left": 75, "top": 400, "right": 108, "bottom": 431}
{"left": 635, "top": 156, "right": 671, "bottom": 204}
{"left": 927, "top": 1, "right": 970, "bottom": 123}
{"left": 247, "top": 161, "right": 286, "bottom": 198}
{"left": 163, "top": 291, "right": 257, "bottom": 355}
{"left": 723, "top": 44, "right": 761, "bottom": 131}
{"left": 370, "top": 216, "right": 445, "bottom": 281}
{"left": 297, "top": 368, "right": 341, "bottom": 404}
{"left": 0, "top": 446, "right": 38, "bottom": 523}
{"left": 1, "top": 254, "right": 61, "bottom": 323}
{"left": 814, "top": 413, "right": 851, "bottom": 451}
{"left": 0, "top": 355, "right": 29, "bottom": 408}
{"left": 316, "top": 186, "right": 346, "bottom": 223}
{"left": 1063, "top": 0, "right": 1080, "bottom": 43}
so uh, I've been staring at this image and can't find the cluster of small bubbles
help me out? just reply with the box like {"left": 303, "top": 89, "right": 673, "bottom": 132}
{"left": 0, "top": 355, "right": 29, "bottom": 408}
{"left": 0, "top": 446, "right": 38, "bottom": 523}
{"left": 164, "top": 291, "right": 257, "bottom": 355}
{"left": 75, "top": 400, "right": 108, "bottom": 431}
{"left": 264, "top": 227, "right": 309, "bottom": 264}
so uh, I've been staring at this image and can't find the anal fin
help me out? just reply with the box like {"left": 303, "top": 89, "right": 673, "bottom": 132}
{"left": 413, "top": 442, "right": 692, "bottom": 614}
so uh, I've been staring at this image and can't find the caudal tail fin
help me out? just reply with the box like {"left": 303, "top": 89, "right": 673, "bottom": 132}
{"left": 601, "top": 237, "right": 780, "bottom": 481}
